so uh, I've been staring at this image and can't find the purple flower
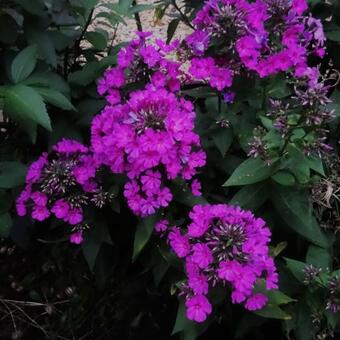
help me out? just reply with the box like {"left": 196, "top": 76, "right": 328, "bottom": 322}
{"left": 70, "top": 231, "right": 84, "bottom": 245}
{"left": 191, "top": 243, "right": 213, "bottom": 269}
{"left": 185, "top": 295, "right": 212, "bottom": 323}
{"left": 67, "top": 208, "right": 83, "bottom": 225}
{"left": 32, "top": 205, "right": 50, "bottom": 221}
{"left": 53, "top": 139, "right": 88, "bottom": 154}
{"left": 51, "top": 199, "right": 70, "bottom": 219}
{"left": 185, "top": 30, "right": 210, "bottom": 56}
{"left": 292, "top": 0, "right": 308, "bottom": 15}
{"left": 168, "top": 228, "right": 190, "bottom": 258}
{"left": 155, "top": 219, "right": 168, "bottom": 234}
{"left": 31, "top": 192, "right": 48, "bottom": 206}
{"left": 168, "top": 204, "right": 277, "bottom": 321}
{"left": 26, "top": 153, "right": 48, "bottom": 184}
{"left": 191, "top": 179, "right": 202, "bottom": 197}
{"left": 245, "top": 294, "right": 268, "bottom": 311}
{"left": 140, "top": 45, "right": 160, "bottom": 67}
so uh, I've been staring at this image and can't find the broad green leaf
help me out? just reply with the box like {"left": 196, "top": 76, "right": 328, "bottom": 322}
{"left": 68, "top": 61, "right": 102, "bottom": 86}
{"left": 224, "top": 158, "right": 274, "bottom": 186}
{"left": 295, "top": 302, "right": 313, "bottom": 340}
{"left": 11, "top": 45, "right": 38, "bottom": 83}
{"left": 23, "top": 72, "right": 70, "bottom": 94}
{"left": 82, "top": 221, "right": 112, "bottom": 271}
{"left": 230, "top": 182, "right": 269, "bottom": 211}
{"left": 34, "top": 87, "right": 76, "bottom": 111}
{"left": 254, "top": 304, "right": 291, "bottom": 320}
{"left": 4, "top": 85, "right": 52, "bottom": 132}
{"left": 271, "top": 171, "right": 295, "bottom": 186}
{"left": 271, "top": 186, "right": 329, "bottom": 247}
{"left": 85, "top": 30, "right": 108, "bottom": 50}
{"left": 306, "top": 245, "right": 332, "bottom": 270}
{"left": 285, "top": 258, "right": 306, "bottom": 283}
{"left": 0, "top": 162, "right": 27, "bottom": 188}
{"left": 133, "top": 214, "right": 158, "bottom": 261}
{"left": 25, "top": 28, "right": 57, "bottom": 67}
{"left": 212, "top": 128, "right": 233, "bottom": 156}
{"left": 172, "top": 301, "right": 187, "bottom": 335}
{"left": 0, "top": 213, "right": 12, "bottom": 237}
{"left": 267, "top": 75, "right": 291, "bottom": 98}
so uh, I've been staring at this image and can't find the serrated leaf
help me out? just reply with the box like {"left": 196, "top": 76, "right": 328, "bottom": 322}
{"left": 4, "top": 85, "right": 51, "bottom": 132}
{"left": 224, "top": 158, "right": 274, "bottom": 186}
{"left": 11, "top": 45, "right": 38, "bottom": 83}
{"left": 33, "top": 87, "right": 76, "bottom": 111}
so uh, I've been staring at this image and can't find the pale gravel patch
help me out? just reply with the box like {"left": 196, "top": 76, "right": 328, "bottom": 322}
{"left": 92, "top": 0, "right": 192, "bottom": 45}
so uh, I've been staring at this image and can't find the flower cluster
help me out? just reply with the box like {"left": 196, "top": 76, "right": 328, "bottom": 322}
{"left": 91, "top": 87, "right": 206, "bottom": 216}
{"left": 16, "top": 139, "right": 112, "bottom": 244}
{"left": 167, "top": 204, "right": 278, "bottom": 322}
{"left": 185, "top": 0, "right": 326, "bottom": 90}
{"left": 97, "top": 31, "right": 183, "bottom": 103}
{"left": 249, "top": 75, "right": 334, "bottom": 160}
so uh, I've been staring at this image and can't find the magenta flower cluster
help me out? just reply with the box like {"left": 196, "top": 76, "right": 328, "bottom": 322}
{"left": 167, "top": 204, "right": 278, "bottom": 322}
{"left": 91, "top": 87, "right": 206, "bottom": 216}
{"left": 186, "top": 0, "right": 325, "bottom": 91}
{"left": 97, "top": 31, "right": 183, "bottom": 102}
{"left": 16, "top": 139, "right": 107, "bottom": 244}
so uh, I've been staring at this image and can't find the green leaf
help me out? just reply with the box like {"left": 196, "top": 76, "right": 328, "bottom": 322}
{"left": 25, "top": 28, "right": 57, "bottom": 67}
{"left": 172, "top": 301, "right": 187, "bottom": 335}
{"left": 224, "top": 158, "right": 275, "bottom": 186}
{"left": 271, "top": 171, "right": 295, "bottom": 186}
{"left": 212, "top": 128, "right": 233, "bottom": 156}
{"left": 23, "top": 72, "right": 70, "bottom": 94}
{"left": 254, "top": 304, "right": 291, "bottom": 320}
{"left": 285, "top": 258, "right": 306, "bottom": 282}
{"left": 230, "top": 182, "right": 269, "bottom": 211}
{"left": 133, "top": 214, "right": 158, "bottom": 261}
{"left": 82, "top": 221, "right": 112, "bottom": 271}
{"left": 11, "top": 45, "right": 38, "bottom": 83}
{"left": 167, "top": 18, "right": 180, "bottom": 43}
{"left": 0, "top": 213, "right": 12, "bottom": 237}
{"left": 85, "top": 30, "right": 108, "bottom": 50}
{"left": 4, "top": 85, "right": 52, "bottom": 132}
{"left": 295, "top": 302, "right": 313, "bottom": 340}
{"left": 0, "top": 162, "right": 27, "bottom": 188}
{"left": 181, "top": 87, "right": 216, "bottom": 98}
{"left": 267, "top": 75, "right": 291, "bottom": 98}
{"left": 271, "top": 186, "right": 329, "bottom": 247}
{"left": 306, "top": 245, "right": 332, "bottom": 270}
{"left": 68, "top": 61, "right": 102, "bottom": 86}
{"left": 33, "top": 87, "right": 76, "bottom": 111}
